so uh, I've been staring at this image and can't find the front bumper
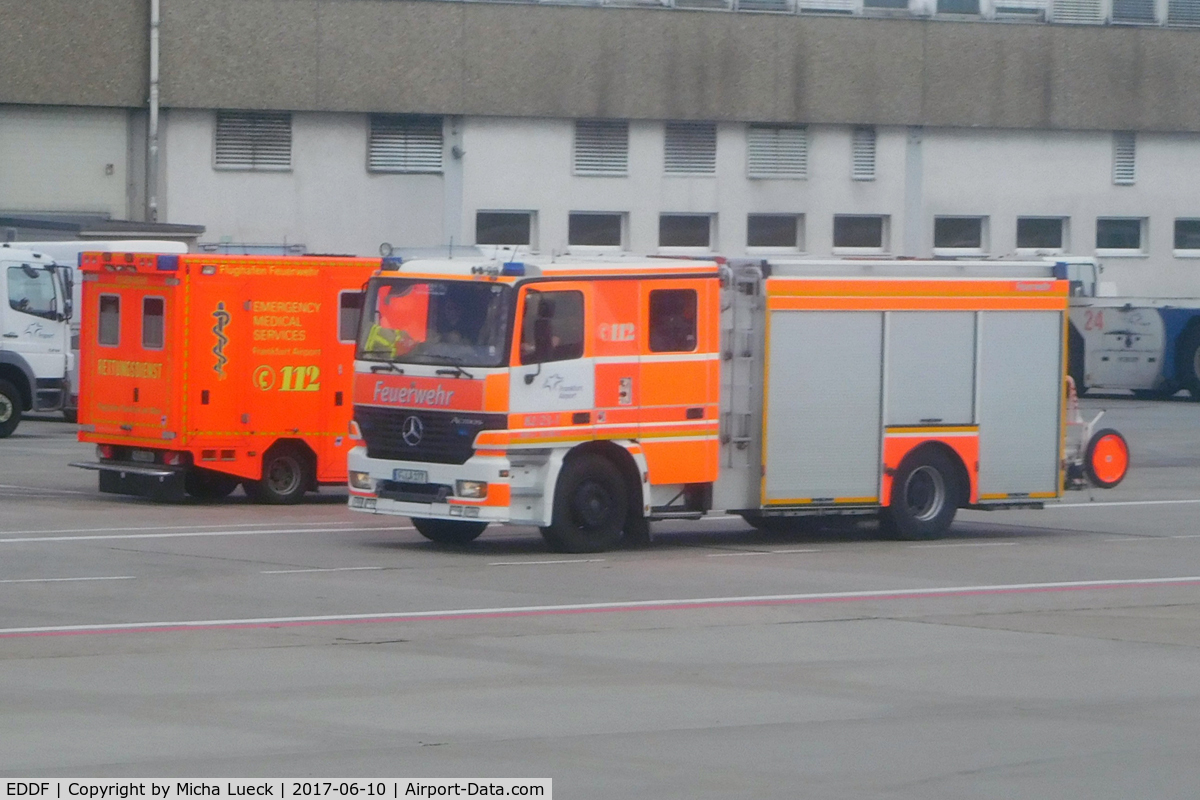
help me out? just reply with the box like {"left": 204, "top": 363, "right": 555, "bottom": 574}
{"left": 346, "top": 446, "right": 516, "bottom": 524}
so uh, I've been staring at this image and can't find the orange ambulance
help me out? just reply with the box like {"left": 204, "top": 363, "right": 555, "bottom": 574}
{"left": 71, "top": 251, "right": 378, "bottom": 502}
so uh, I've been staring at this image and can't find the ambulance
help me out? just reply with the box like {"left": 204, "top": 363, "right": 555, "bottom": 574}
{"left": 345, "top": 256, "right": 1128, "bottom": 551}
{"left": 70, "top": 251, "right": 379, "bottom": 502}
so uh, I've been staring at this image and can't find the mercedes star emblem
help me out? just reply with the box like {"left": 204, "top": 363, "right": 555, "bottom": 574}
{"left": 401, "top": 415, "right": 424, "bottom": 446}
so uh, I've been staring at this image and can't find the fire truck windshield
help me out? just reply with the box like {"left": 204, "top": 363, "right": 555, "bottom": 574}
{"left": 357, "top": 278, "right": 513, "bottom": 368}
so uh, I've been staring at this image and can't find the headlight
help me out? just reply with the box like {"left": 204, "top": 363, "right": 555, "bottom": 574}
{"left": 348, "top": 471, "right": 374, "bottom": 490}
{"left": 455, "top": 480, "right": 488, "bottom": 499}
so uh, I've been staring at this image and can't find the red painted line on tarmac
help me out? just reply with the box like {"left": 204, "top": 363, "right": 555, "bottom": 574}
{"left": 3, "top": 576, "right": 1199, "bottom": 640}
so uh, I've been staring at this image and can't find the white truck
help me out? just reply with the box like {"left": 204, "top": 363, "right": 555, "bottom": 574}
{"left": 0, "top": 247, "right": 74, "bottom": 437}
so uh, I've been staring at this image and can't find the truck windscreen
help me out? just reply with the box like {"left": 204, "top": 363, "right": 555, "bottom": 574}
{"left": 6, "top": 264, "right": 62, "bottom": 321}
{"left": 357, "top": 278, "right": 513, "bottom": 368}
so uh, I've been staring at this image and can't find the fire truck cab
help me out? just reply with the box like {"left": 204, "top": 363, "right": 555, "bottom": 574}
{"left": 347, "top": 256, "right": 1127, "bottom": 551}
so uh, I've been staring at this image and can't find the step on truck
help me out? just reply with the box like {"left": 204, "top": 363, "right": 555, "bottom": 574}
{"left": 70, "top": 251, "right": 378, "bottom": 502}
{"left": 345, "top": 256, "right": 1129, "bottom": 551}
{"left": 0, "top": 247, "right": 73, "bottom": 437}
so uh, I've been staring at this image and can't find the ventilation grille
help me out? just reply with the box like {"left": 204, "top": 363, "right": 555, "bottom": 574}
{"left": 993, "top": 0, "right": 1047, "bottom": 17}
{"left": 214, "top": 111, "right": 292, "bottom": 171}
{"left": 1051, "top": 0, "right": 1103, "bottom": 23}
{"left": 1168, "top": 0, "right": 1200, "bottom": 24}
{"left": 795, "top": 0, "right": 855, "bottom": 11}
{"left": 665, "top": 122, "right": 717, "bottom": 175}
{"left": 1112, "top": 0, "right": 1156, "bottom": 20}
{"left": 574, "top": 120, "right": 629, "bottom": 176}
{"left": 1113, "top": 132, "right": 1136, "bottom": 185}
{"left": 747, "top": 125, "right": 808, "bottom": 179}
{"left": 368, "top": 115, "right": 443, "bottom": 173}
{"left": 673, "top": 0, "right": 732, "bottom": 8}
{"left": 852, "top": 126, "right": 876, "bottom": 181}
{"left": 736, "top": 0, "right": 794, "bottom": 11}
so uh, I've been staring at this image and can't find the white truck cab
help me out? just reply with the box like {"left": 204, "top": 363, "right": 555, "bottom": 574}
{"left": 0, "top": 247, "right": 73, "bottom": 436}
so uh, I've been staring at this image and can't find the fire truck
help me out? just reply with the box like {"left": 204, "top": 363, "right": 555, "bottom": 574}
{"left": 345, "top": 256, "right": 1128, "bottom": 551}
{"left": 70, "top": 251, "right": 378, "bottom": 502}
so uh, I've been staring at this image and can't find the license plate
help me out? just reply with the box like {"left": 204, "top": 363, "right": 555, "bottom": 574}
{"left": 131, "top": 450, "right": 155, "bottom": 463}
{"left": 349, "top": 496, "right": 377, "bottom": 510}
{"left": 393, "top": 468, "right": 428, "bottom": 483}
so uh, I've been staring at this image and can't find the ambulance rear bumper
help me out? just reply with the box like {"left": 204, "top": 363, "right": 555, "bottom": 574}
{"left": 70, "top": 460, "right": 186, "bottom": 502}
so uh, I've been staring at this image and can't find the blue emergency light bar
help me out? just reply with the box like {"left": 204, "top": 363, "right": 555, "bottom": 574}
{"left": 156, "top": 255, "right": 180, "bottom": 271}
{"left": 501, "top": 262, "right": 525, "bottom": 276}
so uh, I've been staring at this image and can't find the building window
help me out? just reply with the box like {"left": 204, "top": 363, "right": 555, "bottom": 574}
{"left": 1174, "top": 219, "right": 1200, "bottom": 255}
{"left": 574, "top": 120, "right": 629, "bottom": 177}
{"left": 852, "top": 126, "right": 876, "bottom": 181}
{"left": 569, "top": 213, "right": 624, "bottom": 249}
{"left": 833, "top": 215, "right": 888, "bottom": 252}
{"left": 1113, "top": 132, "right": 1136, "bottom": 185}
{"left": 98, "top": 295, "right": 120, "bottom": 346}
{"left": 1112, "top": 0, "right": 1157, "bottom": 22}
{"left": 747, "top": 214, "right": 803, "bottom": 251}
{"left": 863, "top": 0, "right": 910, "bottom": 8}
{"left": 1096, "top": 218, "right": 1147, "bottom": 254}
{"left": 338, "top": 291, "right": 364, "bottom": 343}
{"left": 994, "top": 0, "right": 1047, "bottom": 18}
{"left": 659, "top": 214, "right": 714, "bottom": 251}
{"left": 142, "top": 297, "right": 164, "bottom": 350}
{"left": 933, "top": 216, "right": 987, "bottom": 254}
{"left": 476, "top": 212, "right": 533, "bottom": 247}
{"left": 368, "top": 115, "right": 443, "bottom": 174}
{"left": 746, "top": 125, "right": 807, "bottom": 179}
{"left": 1017, "top": 217, "right": 1067, "bottom": 252}
{"left": 649, "top": 289, "right": 698, "bottom": 353}
{"left": 665, "top": 122, "right": 717, "bottom": 175}
{"left": 1167, "top": 0, "right": 1200, "bottom": 25}
{"left": 937, "top": 0, "right": 981, "bottom": 12}
{"left": 214, "top": 111, "right": 292, "bottom": 171}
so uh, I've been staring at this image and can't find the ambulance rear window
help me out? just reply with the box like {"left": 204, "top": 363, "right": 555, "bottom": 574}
{"left": 99, "top": 295, "right": 120, "bottom": 346}
{"left": 142, "top": 297, "right": 164, "bottom": 350}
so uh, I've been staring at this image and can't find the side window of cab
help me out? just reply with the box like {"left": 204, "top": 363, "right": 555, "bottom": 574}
{"left": 519, "top": 289, "right": 585, "bottom": 364}
{"left": 648, "top": 288, "right": 698, "bottom": 353}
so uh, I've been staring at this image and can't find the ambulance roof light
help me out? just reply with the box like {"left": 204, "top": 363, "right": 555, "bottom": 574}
{"left": 382, "top": 257, "right": 404, "bottom": 270}
{"left": 156, "top": 255, "right": 180, "bottom": 272}
{"left": 501, "top": 262, "right": 525, "bottom": 276}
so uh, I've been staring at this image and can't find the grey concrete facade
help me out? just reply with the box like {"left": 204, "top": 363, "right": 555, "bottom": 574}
{"left": 5, "top": 0, "right": 1200, "bottom": 132}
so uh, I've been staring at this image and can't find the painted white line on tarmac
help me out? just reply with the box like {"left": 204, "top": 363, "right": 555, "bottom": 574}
{"left": 3, "top": 520, "right": 399, "bottom": 536}
{"left": 908, "top": 542, "right": 1019, "bottom": 548}
{"left": 1049, "top": 498, "right": 1200, "bottom": 508}
{"left": 261, "top": 567, "right": 384, "bottom": 575}
{"left": 0, "top": 576, "right": 134, "bottom": 585}
{"left": 0, "top": 526, "right": 414, "bottom": 543}
{"left": 0, "top": 485, "right": 92, "bottom": 496}
{"left": 4, "top": 575, "right": 1198, "bottom": 638}
{"left": 489, "top": 559, "right": 606, "bottom": 566}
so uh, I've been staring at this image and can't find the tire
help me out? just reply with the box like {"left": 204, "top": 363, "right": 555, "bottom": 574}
{"left": 412, "top": 517, "right": 488, "bottom": 545}
{"left": 541, "top": 454, "right": 628, "bottom": 553}
{"left": 1084, "top": 428, "right": 1130, "bottom": 489}
{"left": 880, "top": 449, "right": 962, "bottom": 541}
{"left": 623, "top": 514, "right": 652, "bottom": 548}
{"left": 185, "top": 467, "right": 240, "bottom": 500}
{"left": 0, "top": 379, "right": 20, "bottom": 438}
{"left": 244, "top": 445, "right": 311, "bottom": 504}
{"left": 1176, "top": 327, "right": 1200, "bottom": 400}
{"left": 1132, "top": 388, "right": 1176, "bottom": 401}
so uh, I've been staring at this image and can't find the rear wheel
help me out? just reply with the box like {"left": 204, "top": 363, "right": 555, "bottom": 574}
{"left": 541, "top": 454, "right": 627, "bottom": 553}
{"left": 1084, "top": 428, "right": 1129, "bottom": 489}
{"left": 880, "top": 449, "right": 962, "bottom": 541}
{"left": 244, "top": 445, "right": 311, "bottom": 504}
{"left": 0, "top": 379, "right": 22, "bottom": 438}
{"left": 185, "top": 467, "right": 240, "bottom": 500}
{"left": 412, "top": 518, "right": 488, "bottom": 545}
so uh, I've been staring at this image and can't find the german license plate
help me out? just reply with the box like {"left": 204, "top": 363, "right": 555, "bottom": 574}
{"left": 131, "top": 450, "right": 155, "bottom": 463}
{"left": 349, "top": 496, "right": 377, "bottom": 510}
{"left": 393, "top": 468, "right": 428, "bottom": 483}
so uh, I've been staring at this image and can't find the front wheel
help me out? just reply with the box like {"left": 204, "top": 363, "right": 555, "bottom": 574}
{"left": 1085, "top": 428, "right": 1129, "bottom": 489}
{"left": 412, "top": 518, "right": 488, "bottom": 545}
{"left": 541, "top": 454, "right": 628, "bottom": 553}
{"left": 880, "top": 449, "right": 962, "bottom": 541}
{"left": 244, "top": 446, "right": 311, "bottom": 504}
{"left": 0, "top": 379, "right": 22, "bottom": 438}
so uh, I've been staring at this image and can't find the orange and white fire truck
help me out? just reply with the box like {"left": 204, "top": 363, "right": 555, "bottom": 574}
{"left": 71, "top": 251, "right": 378, "bottom": 502}
{"left": 345, "top": 256, "right": 1128, "bottom": 551}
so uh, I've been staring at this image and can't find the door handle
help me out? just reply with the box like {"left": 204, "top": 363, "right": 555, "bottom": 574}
{"left": 2, "top": 333, "right": 17, "bottom": 338}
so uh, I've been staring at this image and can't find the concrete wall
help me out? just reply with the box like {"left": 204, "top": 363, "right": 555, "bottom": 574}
{"left": 0, "top": 106, "right": 132, "bottom": 218}
{"left": 6, "top": 0, "right": 1200, "bottom": 132}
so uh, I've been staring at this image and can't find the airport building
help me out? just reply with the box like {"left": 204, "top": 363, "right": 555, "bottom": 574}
{"left": 4, "top": 0, "right": 1200, "bottom": 293}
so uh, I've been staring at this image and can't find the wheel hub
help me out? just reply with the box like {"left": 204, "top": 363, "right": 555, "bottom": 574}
{"left": 0, "top": 396, "right": 11, "bottom": 423}
{"left": 903, "top": 466, "right": 946, "bottom": 522}
{"left": 572, "top": 482, "right": 612, "bottom": 529}
{"left": 267, "top": 458, "right": 301, "bottom": 494}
